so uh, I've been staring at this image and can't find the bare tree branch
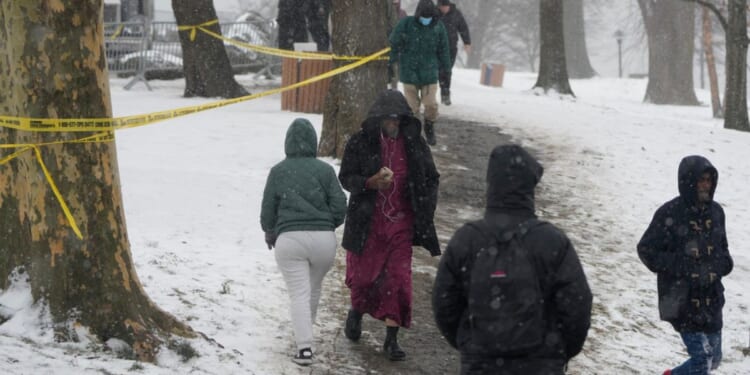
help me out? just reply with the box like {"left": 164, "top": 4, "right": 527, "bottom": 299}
{"left": 682, "top": 0, "right": 729, "bottom": 31}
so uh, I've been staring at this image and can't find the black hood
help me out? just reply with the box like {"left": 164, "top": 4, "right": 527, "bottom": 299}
{"left": 486, "top": 144, "right": 543, "bottom": 213}
{"left": 678, "top": 155, "right": 718, "bottom": 206}
{"left": 361, "top": 89, "right": 422, "bottom": 140}
{"left": 415, "top": 0, "right": 438, "bottom": 22}
{"left": 438, "top": 1, "right": 456, "bottom": 14}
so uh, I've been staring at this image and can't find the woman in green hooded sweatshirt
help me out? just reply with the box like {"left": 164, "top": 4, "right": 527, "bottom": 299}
{"left": 260, "top": 118, "right": 347, "bottom": 366}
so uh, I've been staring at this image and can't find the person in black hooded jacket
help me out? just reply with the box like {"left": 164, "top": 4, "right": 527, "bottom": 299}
{"left": 638, "top": 155, "right": 733, "bottom": 375}
{"left": 432, "top": 144, "right": 592, "bottom": 375}
{"left": 437, "top": 0, "right": 471, "bottom": 106}
{"left": 339, "top": 89, "right": 440, "bottom": 361}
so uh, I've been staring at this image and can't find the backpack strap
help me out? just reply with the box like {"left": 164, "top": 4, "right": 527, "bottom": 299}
{"left": 467, "top": 218, "right": 544, "bottom": 246}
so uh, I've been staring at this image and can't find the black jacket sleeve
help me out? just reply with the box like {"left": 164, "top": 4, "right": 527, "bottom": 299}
{"left": 529, "top": 226, "right": 592, "bottom": 360}
{"left": 338, "top": 135, "right": 369, "bottom": 194}
{"left": 456, "top": 10, "right": 470, "bottom": 45}
{"left": 432, "top": 225, "right": 473, "bottom": 348}
{"left": 551, "top": 239, "right": 592, "bottom": 359}
{"left": 713, "top": 205, "right": 733, "bottom": 277}
{"left": 421, "top": 141, "right": 440, "bottom": 215}
{"left": 637, "top": 205, "right": 685, "bottom": 278}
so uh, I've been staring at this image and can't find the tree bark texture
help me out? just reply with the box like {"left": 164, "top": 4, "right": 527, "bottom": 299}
{"left": 0, "top": 1, "right": 192, "bottom": 361}
{"left": 702, "top": 6, "right": 722, "bottom": 118}
{"left": 172, "top": 0, "right": 248, "bottom": 98}
{"left": 534, "top": 0, "right": 574, "bottom": 95}
{"left": 723, "top": 0, "right": 749, "bottom": 131}
{"left": 563, "top": 0, "right": 596, "bottom": 79}
{"left": 318, "top": 0, "right": 389, "bottom": 158}
{"left": 638, "top": 0, "right": 699, "bottom": 105}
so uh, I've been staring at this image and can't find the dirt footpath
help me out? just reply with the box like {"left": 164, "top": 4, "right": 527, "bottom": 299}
{"left": 310, "top": 118, "right": 514, "bottom": 375}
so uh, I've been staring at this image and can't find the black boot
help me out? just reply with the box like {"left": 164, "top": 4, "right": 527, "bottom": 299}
{"left": 344, "top": 308, "right": 362, "bottom": 341}
{"left": 441, "top": 93, "right": 451, "bottom": 106}
{"left": 383, "top": 326, "right": 406, "bottom": 361}
{"left": 424, "top": 121, "right": 437, "bottom": 146}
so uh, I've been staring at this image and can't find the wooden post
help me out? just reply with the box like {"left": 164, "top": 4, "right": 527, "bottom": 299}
{"left": 281, "top": 57, "right": 333, "bottom": 113}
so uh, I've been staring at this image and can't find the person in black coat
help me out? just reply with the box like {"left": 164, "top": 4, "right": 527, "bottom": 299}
{"left": 339, "top": 89, "right": 440, "bottom": 361}
{"left": 305, "top": 0, "right": 330, "bottom": 51}
{"left": 638, "top": 155, "right": 733, "bottom": 374}
{"left": 433, "top": 144, "right": 592, "bottom": 375}
{"left": 277, "top": 0, "right": 330, "bottom": 51}
{"left": 277, "top": 0, "right": 308, "bottom": 50}
{"left": 339, "top": 89, "right": 441, "bottom": 257}
{"left": 437, "top": 0, "right": 471, "bottom": 105}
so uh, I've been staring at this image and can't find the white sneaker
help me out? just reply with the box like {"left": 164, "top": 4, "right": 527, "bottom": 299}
{"left": 292, "top": 347, "right": 313, "bottom": 366}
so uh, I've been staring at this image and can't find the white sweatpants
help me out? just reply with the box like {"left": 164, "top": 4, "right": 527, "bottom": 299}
{"left": 274, "top": 231, "right": 336, "bottom": 350}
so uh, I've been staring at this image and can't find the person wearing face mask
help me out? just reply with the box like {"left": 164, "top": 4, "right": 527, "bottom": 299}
{"left": 638, "top": 156, "right": 733, "bottom": 375}
{"left": 389, "top": 0, "right": 451, "bottom": 146}
{"left": 338, "top": 89, "right": 440, "bottom": 361}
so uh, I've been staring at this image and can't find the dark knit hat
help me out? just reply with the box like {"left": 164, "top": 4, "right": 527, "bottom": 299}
{"left": 416, "top": 0, "right": 438, "bottom": 18}
{"left": 438, "top": 0, "right": 451, "bottom": 6}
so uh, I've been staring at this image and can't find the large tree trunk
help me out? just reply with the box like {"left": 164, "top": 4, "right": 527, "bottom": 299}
{"left": 318, "top": 0, "right": 389, "bottom": 158}
{"left": 685, "top": 0, "right": 749, "bottom": 130}
{"left": 702, "top": 6, "right": 722, "bottom": 118}
{"left": 0, "top": 1, "right": 192, "bottom": 362}
{"left": 723, "top": 0, "right": 749, "bottom": 131}
{"left": 172, "top": 0, "right": 248, "bottom": 98}
{"left": 638, "top": 0, "right": 699, "bottom": 105}
{"left": 563, "top": 0, "right": 596, "bottom": 79}
{"left": 533, "top": 0, "right": 574, "bottom": 95}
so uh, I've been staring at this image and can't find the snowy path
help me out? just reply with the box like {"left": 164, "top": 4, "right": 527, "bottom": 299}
{"left": 1, "top": 71, "right": 749, "bottom": 374}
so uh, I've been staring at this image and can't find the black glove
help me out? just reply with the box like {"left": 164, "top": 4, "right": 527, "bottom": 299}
{"left": 265, "top": 231, "right": 277, "bottom": 250}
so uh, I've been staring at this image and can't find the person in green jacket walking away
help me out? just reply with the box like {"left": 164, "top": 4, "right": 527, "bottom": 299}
{"left": 260, "top": 118, "right": 347, "bottom": 366}
{"left": 389, "top": 0, "right": 451, "bottom": 146}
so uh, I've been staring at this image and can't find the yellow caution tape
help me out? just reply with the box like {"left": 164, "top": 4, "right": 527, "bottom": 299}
{"left": 178, "top": 19, "right": 386, "bottom": 61}
{"left": 199, "top": 26, "right": 388, "bottom": 61}
{"left": 0, "top": 45, "right": 389, "bottom": 238}
{"left": 0, "top": 146, "right": 32, "bottom": 165}
{"left": 199, "top": 27, "right": 387, "bottom": 61}
{"left": 0, "top": 47, "right": 390, "bottom": 134}
{"left": 0, "top": 132, "right": 115, "bottom": 239}
{"left": 110, "top": 24, "right": 125, "bottom": 40}
{"left": 177, "top": 19, "right": 219, "bottom": 42}
{"left": 32, "top": 145, "right": 83, "bottom": 238}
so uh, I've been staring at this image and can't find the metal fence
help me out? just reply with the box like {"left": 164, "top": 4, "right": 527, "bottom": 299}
{"left": 104, "top": 14, "right": 279, "bottom": 81}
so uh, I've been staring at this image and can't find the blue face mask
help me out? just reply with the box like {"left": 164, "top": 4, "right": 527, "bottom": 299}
{"left": 419, "top": 16, "right": 432, "bottom": 26}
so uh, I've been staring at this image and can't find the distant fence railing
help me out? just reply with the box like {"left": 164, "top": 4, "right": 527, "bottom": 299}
{"left": 104, "top": 15, "right": 279, "bottom": 81}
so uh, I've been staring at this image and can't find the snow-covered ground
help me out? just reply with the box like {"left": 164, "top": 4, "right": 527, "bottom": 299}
{"left": 1, "top": 69, "right": 748, "bottom": 374}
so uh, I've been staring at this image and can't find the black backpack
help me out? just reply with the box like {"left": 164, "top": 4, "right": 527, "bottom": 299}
{"left": 465, "top": 218, "right": 547, "bottom": 356}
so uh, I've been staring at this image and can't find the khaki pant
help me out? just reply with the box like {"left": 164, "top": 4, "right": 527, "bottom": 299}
{"left": 403, "top": 83, "right": 439, "bottom": 123}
